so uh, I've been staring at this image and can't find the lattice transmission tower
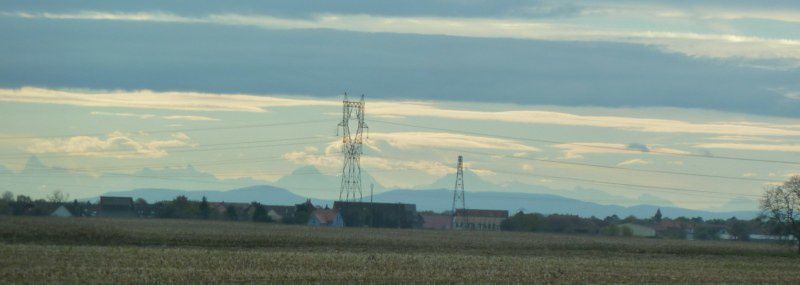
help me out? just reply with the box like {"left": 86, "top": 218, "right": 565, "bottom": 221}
{"left": 337, "top": 93, "right": 368, "bottom": 202}
{"left": 451, "top": 155, "right": 466, "bottom": 228}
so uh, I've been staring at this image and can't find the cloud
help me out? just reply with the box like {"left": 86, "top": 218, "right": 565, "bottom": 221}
{"left": 707, "top": 135, "right": 785, "bottom": 143}
{"left": 283, "top": 149, "right": 341, "bottom": 170}
{"left": 521, "top": 163, "right": 534, "bottom": 172}
{"left": 694, "top": 142, "right": 800, "bottom": 153}
{"left": 554, "top": 143, "right": 689, "bottom": 159}
{"left": 617, "top": 158, "right": 650, "bottom": 166}
{"left": 90, "top": 112, "right": 156, "bottom": 119}
{"left": 369, "top": 132, "right": 539, "bottom": 152}
{"left": 6, "top": 11, "right": 800, "bottom": 61}
{"left": 7, "top": 87, "right": 800, "bottom": 138}
{"left": 25, "top": 132, "right": 195, "bottom": 158}
{"left": 370, "top": 102, "right": 800, "bottom": 136}
{"left": 363, "top": 156, "right": 453, "bottom": 176}
{"left": 626, "top": 143, "right": 650, "bottom": 152}
{"left": 0, "top": 87, "right": 335, "bottom": 112}
{"left": 469, "top": 168, "right": 497, "bottom": 176}
{"left": 587, "top": 4, "right": 800, "bottom": 25}
{"left": 784, "top": 91, "right": 800, "bottom": 101}
{"left": 282, "top": 147, "right": 454, "bottom": 176}
{"left": 162, "top": 115, "right": 219, "bottom": 121}
{"left": 91, "top": 111, "right": 219, "bottom": 121}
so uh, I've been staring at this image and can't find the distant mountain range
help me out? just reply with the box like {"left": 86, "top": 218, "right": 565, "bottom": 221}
{"left": 371, "top": 189, "right": 757, "bottom": 219}
{"left": 103, "top": 186, "right": 757, "bottom": 219}
{"left": 104, "top": 185, "right": 333, "bottom": 207}
{"left": 3, "top": 156, "right": 759, "bottom": 219}
{"left": 1, "top": 156, "right": 268, "bottom": 198}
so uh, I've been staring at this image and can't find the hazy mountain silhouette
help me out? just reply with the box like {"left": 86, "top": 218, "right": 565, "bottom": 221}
{"left": 273, "top": 165, "right": 385, "bottom": 198}
{"left": 3, "top": 157, "right": 758, "bottom": 218}
{"left": 416, "top": 169, "right": 678, "bottom": 207}
{"left": 369, "top": 189, "right": 756, "bottom": 219}
{"left": 98, "top": 185, "right": 756, "bottom": 219}
{"left": 103, "top": 185, "right": 332, "bottom": 206}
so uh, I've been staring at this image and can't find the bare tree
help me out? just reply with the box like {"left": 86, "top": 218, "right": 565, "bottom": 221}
{"left": 1, "top": 191, "right": 13, "bottom": 202}
{"left": 47, "top": 190, "right": 69, "bottom": 203}
{"left": 761, "top": 175, "right": 800, "bottom": 253}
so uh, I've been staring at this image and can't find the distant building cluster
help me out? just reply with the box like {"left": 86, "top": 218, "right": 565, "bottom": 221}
{"left": 453, "top": 209, "right": 509, "bottom": 231}
{"left": 2, "top": 193, "right": 793, "bottom": 243}
{"left": 17, "top": 194, "right": 512, "bottom": 231}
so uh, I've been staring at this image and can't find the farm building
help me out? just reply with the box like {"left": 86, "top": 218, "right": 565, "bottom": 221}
{"left": 308, "top": 209, "right": 344, "bottom": 227}
{"left": 334, "top": 201, "right": 421, "bottom": 228}
{"left": 618, "top": 223, "right": 656, "bottom": 237}
{"left": 453, "top": 209, "right": 508, "bottom": 231}
{"left": 50, "top": 205, "right": 73, "bottom": 217}
{"left": 421, "top": 214, "right": 453, "bottom": 230}
{"left": 98, "top": 196, "right": 135, "bottom": 218}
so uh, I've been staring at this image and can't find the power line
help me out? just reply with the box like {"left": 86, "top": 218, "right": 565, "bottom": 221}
{"left": 372, "top": 119, "right": 800, "bottom": 166}
{"left": 420, "top": 147, "right": 782, "bottom": 183}
{"left": 2, "top": 151, "right": 761, "bottom": 201}
{"left": 0, "top": 119, "right": 330, "bottom": 140}
{"left": 0, "top": 136, "right": 331, "bottom": 159}
{"left": 2, "top": 151, "right": 343, "bottom": 174}
{"left": 486, "top": 168, "right": 762, "bottom": 199}
{"left": 363, "top": 152, "right": 764, "bottom": 199}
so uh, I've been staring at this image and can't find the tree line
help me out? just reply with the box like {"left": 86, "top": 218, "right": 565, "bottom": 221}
{"left": 500, "top": 210, "right": 759, "bottom": 241}
{"left": 0, "top": 192, "right": 314, "bottom": 225}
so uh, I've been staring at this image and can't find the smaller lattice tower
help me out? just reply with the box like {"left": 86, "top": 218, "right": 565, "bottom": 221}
{"left": 451, "top": 155, "right": 466, "bottom": 228}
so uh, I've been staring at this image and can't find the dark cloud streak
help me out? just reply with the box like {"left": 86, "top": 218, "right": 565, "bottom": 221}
{"left": 0, "top": 18, "right": 798, "bottom": 117}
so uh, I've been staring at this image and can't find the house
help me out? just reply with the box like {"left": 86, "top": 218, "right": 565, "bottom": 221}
{"left": 333, "top": 201, "right": 420, "bottom": 228}
{"left": 618, "top": 223, "right": 656, "bottom": 237}
{"left": 308, "top": 209, "right": 344, "bottom": 227}
{"left": 98, "top": 196, "right": 135, "bottom": 218}
{"left": 421, "top": 214, "right": 453, "bottom": 230}
{"left": 50, "top": 205, "right": 73, "bottom": 217}
{"left": 453, "top": 209, "right": 508, "bottom": 231}
{"left": 264, "top": 205, "right": 297, "bottom": 222}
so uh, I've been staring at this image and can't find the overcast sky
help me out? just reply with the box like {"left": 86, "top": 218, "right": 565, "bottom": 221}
{"left": 1, "top": 1, "right": 799, "bottom": 210}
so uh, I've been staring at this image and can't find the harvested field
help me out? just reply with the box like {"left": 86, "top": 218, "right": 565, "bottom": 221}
{"left": 1, "top": 217, "right": 798, "bottom": 283}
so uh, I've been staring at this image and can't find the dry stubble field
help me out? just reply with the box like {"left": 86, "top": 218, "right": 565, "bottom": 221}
{"left": 1, "top": 216, "right": 799, "bottom": 283}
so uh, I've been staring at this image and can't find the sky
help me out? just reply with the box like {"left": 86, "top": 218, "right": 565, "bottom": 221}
{"left": 1, "top": 0, "right": 800, "bottom": 211}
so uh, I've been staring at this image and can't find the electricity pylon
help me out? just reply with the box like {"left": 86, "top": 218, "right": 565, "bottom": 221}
{"left": 451, "top": 155, "right": 466, "bottom": 228}
{"left": 337, "top": 93, "right": 368, "bottom": 202}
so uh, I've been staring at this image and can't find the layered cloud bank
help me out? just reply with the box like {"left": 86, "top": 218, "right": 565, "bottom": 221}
{"left": 0, "top": 87, "right": 335, "bottom": 112}
{"left": 3, "top": 87, "right": 799, "bottom": 139}
{"left": 26, "top": 132, "right": 195, "bottom": 158}
{"left": 6, "top": 10, "right": 800, "bottom": 62}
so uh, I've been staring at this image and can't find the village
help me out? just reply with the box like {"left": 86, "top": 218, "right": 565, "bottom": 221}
{"left": 1, "top": 190, "right": 788, "bottom": 243}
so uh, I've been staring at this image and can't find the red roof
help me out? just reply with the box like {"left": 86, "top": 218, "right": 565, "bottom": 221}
{"left": 455, "top": 209, "right": 509, "bottom": 218}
